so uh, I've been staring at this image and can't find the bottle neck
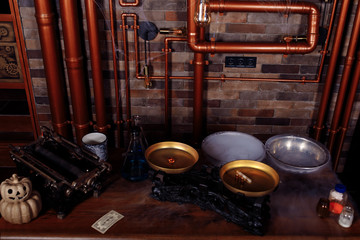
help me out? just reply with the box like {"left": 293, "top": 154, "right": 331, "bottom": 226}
{"left": 128, "top": 131, "right": 144, "bottom": 153}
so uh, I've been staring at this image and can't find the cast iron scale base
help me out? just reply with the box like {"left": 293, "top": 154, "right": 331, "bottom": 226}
{"left": 150, "top": 166, "right": 271, "bottom": 236}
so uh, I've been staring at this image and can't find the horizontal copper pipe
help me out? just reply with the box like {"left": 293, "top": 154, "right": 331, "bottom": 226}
{"left": 137, "top": 74, "right": 320, "bottom": 83}
{"left": 188, "top": 1, "right": 320, "bottom": 54}
{"left": 119, "top": 0, "right": 139, "bottom": 7}
{"left": 34, "top": 0, "right": 72, "bottom": 139}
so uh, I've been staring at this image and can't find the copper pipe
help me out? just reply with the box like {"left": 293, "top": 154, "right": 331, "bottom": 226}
{"left": 313, "top": 0, "right": 339, "bottom": 84}
{"left": 313, "top": 0, "right": 351, "bottom": 141}
{"left": 121, "top": 13, "right": 139, "bottom": 123}
{"left": 333, "top": 50, "right": 360, "bottom": 170}
{"left": 85, "top": 0, "right": 108, "bottom": 134}
{"left": 164, "top": 37, "right": 187, "bottom": 136}
{"left": 109, "top": 0, "right": 123, "bottom": 146}
{"left": 59, "top": 0, "right": 90, "bottom": 143}
{"left": 187, "top": 0, "right": 320, "bottom": 143}
{"left": 188, "top": 1, "right": 320, "bottom": 54}
{"left": 34, "top": 0, "right": 72, "bottom": 139}
{"left": 193, "top": 28, "right": 206, "bottom": 145}
{"left": 119, "top": 0, "right": 139, "bottom": 7}
{"left": 328, "top": 2, "right": 360, "bottom": 169}
{"left": 133, "top": 0, "right": 338, "bottom": 84}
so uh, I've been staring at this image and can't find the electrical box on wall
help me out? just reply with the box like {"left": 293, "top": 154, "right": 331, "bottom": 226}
{"left": 225, "top": 56, "right": 257, "bottom": 68}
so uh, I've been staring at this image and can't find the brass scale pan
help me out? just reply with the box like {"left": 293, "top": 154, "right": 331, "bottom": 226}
{"left": 145, "top": 141, "right": 279, "bottom": 197}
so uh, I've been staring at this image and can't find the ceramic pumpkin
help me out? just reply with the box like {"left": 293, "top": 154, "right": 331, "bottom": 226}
{"left": 0, "top": 174, "right": 42, "bottom": 224}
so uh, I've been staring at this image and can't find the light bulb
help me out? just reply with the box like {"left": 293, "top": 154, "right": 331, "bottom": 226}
{"left": 194, "top": 0, "right": 211, "bottom": 27}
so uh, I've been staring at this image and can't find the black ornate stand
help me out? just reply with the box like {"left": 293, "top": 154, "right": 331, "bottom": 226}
{"left": 150, "top": 166, "right": 270, "bottom": 236}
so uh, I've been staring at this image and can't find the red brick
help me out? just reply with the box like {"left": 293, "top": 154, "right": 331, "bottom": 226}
{"left": 262, "top": 64, "right": 300, "bottom": 74}
{"left": 290, "top": 119, "right": 312, "bottom": 126}
{"left": 37, "top": 114, "right": 52, "bottom": 121}
{"left": 207, "top": 124, "right": 237, "bottom": 133}
{"left": 256, "top": 118, "right": 290, "bottom": 126}
{"left": 165, "top": 11, "right": 187, "bottom": 21}
{"left": 238, "top": 109, "right": 274, "bottom": 117}
{"left": 218, "top": 116, "right": 255, "bottom": 125}
{"left": 226, "top": 24, "right": 266, "bottom": 34}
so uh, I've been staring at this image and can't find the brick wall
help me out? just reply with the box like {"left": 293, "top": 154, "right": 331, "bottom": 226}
{"left": 18, "top": 0, "right": 360, "bottom": 171}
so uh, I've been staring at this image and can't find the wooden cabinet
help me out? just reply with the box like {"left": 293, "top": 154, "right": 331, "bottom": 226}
{"left": 0, "top": 0, "right": 39, "bottom": 166}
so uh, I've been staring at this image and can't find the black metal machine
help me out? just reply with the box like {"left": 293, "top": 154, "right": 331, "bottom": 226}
{"left": 9, "top": 127, "right": 112, "bottom": 219}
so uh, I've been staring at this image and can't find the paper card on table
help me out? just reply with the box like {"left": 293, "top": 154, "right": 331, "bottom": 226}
{"left": 91, "top": 210, "right": 124, "bottom": 234}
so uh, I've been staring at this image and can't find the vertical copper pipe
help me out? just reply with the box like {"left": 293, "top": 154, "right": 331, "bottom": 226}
{"left": 313, "top": 0, "right": 351, "bottom": 141}
{"left": 121, "top": 13, "right": 139, "bottom": 124}
{"left": 164, "top": 37, "right": 187, "bottom": 136}
{"left": 59, "top": 0, "right": 90, "bottom": 143}
{"left": 34, "top": 0, "right": 72, "bottom": 139}
{"left": 164, "top": 39, "right": 171, "bottom": 136}
{"left": 315, "top": 0, "right": 339, "bottom": 84}
{"left": 85, "top": 0, "right": 108, "bottom": 134}
{"left": 333, "top": 50, "right": 360, "bottom": 170}
{"left": 109, "top": 0, "right": 123, "bottom": 146}
{"left": 121, "top": 14, "right": 131, "bottom": 123}
{"left": 328, "top": 2, "right": 360, "bottom": 168}
{"left": 193, "top": 28, "right": 206, "bottom": 145}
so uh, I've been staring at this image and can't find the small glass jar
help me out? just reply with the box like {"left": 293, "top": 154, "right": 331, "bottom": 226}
{"left": 316, "top": 198, "right": 330, "bottom": 218}
{"left": 329, "top": 184, "right": 348, "bottom": 214}
{"left": 338, "top": 206, "right": 354, "bottom": 228}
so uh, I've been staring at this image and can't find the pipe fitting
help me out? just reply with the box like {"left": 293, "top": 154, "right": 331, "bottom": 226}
{"left": 187, "top": 0, "right": 320, "bottom": 55}
{"left": 160, "top": 28, "right": 187, "bottom": 36}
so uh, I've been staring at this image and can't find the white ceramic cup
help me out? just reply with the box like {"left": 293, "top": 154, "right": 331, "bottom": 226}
{"left": 82, "top": 132, "right": 108, "bottom": 161}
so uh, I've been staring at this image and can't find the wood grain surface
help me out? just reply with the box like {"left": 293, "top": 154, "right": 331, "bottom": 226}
{"left": 0, "top": 151, "right": 359, "bottom": 239}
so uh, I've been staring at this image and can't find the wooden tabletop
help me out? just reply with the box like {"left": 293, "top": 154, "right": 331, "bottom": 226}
{"left": 0, "top": 157, "right": 359, "bottom": 239}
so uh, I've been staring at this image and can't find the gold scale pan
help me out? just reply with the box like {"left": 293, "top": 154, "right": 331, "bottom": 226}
{"left": 145, "top": 141, "right": 279, "bottom": 197}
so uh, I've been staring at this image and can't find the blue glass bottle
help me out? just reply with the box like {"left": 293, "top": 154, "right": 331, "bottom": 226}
{"left": 121, "top": 126, "right": 149, "bottom": 181}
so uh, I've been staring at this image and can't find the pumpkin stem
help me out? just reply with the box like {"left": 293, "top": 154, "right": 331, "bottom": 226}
{"left": 11, "top": 174, "right": 19, "bottom": 183}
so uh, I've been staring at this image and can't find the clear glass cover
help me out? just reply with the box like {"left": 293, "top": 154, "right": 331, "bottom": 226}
{"left": 338, "top": 206, "right": 354, "bottom": 228}
{"left": 194, "top": 0, "right": 211, "bottom": 27}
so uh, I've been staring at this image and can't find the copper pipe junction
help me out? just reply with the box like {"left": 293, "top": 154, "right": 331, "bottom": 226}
{"left": 133, "top": 0, "right": 329, "bottom": 84}
{"left": 188, "top": 1, "right": 320, "bottom": 55}
{"left": 186, "top": 0, "right": 320, "bottom": 144}
{"left": 119, "top": 0, "right": 330, "bottom": 140}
